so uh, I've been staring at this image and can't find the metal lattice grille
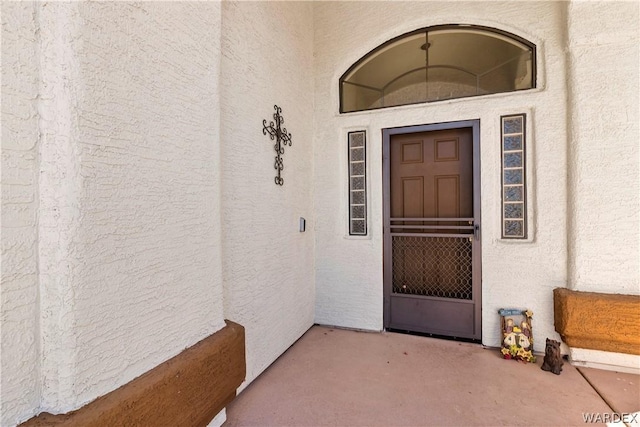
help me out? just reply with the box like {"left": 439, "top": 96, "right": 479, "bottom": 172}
{"left": 392, "top": 236, "right": 472, "bottom": 299}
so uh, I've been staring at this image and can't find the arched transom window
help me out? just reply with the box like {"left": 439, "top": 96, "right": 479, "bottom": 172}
{"left": 340, "top": 25, "right": 536, "bottom": 113}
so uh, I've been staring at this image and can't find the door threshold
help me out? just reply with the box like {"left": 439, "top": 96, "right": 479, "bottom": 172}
{"left": 386, "top": 328, "right": 481, "bottom": 344}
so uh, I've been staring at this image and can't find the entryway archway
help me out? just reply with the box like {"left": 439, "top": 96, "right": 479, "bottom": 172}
{"left": 339, "top": 25, "right": 536, "bottom": 113}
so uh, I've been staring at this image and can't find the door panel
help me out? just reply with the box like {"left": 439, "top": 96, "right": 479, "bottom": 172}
{"left": 383, "top": 122, "right": 481, "bottom": 340}
{"left": 402, "top": 177, "right": 424, "bottom": 217}
{"left": 390, "top": 296, "right": 475, "bottom": 336}
{"left": 436, "top": 175, "right": 460, "bottom": 218}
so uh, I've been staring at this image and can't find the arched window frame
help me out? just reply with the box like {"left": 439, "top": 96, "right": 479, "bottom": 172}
{"left": 339, "top": 24, "right": 537, "bottom": 113}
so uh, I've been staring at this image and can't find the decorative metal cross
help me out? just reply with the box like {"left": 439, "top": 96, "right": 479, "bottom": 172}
{"left": 262, "top": 105, "right": 292, "bottom": 186}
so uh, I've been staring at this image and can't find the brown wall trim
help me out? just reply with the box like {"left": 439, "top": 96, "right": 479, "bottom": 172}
{"left": 554, "top": 288, "right": 640, "bottom": 355}
{"left": 22, "top": 320, "right": 245, "bottom": 427}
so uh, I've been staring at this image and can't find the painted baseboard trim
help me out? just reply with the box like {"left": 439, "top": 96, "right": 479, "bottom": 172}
{"left": 569, "top": 347, "right": 640, "bottom": 375}
{"left": 207, "top": 409, "right": 227, "bottom": 427}
{"left": 21, "top": 320, "right": 245, "bottom": 427}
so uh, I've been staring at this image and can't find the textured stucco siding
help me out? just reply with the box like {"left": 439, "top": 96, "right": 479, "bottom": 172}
{"left": 567, "top": 1, "right": 639, "bottom": 295}
{"left": 43, "top": 1, "right": 225, "bottom": 412}
{"left": 220, "top": 1, "right": 315, "bottom": 386}
{"left": 313, "top": 1, "right": 569, "bottom": 351}
{"left": 1, "top": 2, "right": 42, "bottom": 424}
{"left": 9, "top": 2, "right": 226, "bottom": 418}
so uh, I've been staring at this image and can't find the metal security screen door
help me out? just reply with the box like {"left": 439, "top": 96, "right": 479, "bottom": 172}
{"left": 383, "top": 120, "right": 481, "bottom": 340}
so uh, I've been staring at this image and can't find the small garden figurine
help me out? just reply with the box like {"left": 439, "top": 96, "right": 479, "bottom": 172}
{"left": 541, "top": 338, "right": 563, "bottom": 375}
{"left": 498, "top": 308, "right": 536, "bottom": 363}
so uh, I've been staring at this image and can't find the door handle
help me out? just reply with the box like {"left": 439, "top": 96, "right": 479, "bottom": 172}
{"left": 474, "top": 224, "right": 480, "bottom": 240}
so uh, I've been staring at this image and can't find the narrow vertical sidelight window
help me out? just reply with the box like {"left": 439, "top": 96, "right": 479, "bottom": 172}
{"left": 501, "top": 114, "right": 527, "bottom": 238}
{"left": 348, "top": 131, "right": 367, "bottom": 235}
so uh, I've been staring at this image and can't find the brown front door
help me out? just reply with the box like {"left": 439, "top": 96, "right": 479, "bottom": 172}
{"left": 383, "top": 121, "right": 481, "bottom": 340}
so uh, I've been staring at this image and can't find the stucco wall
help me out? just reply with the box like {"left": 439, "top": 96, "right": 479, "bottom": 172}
{"left": 313, "top": 1, "right": 569, "bottom": 351}
{"left": 2, "top": 2, "right": 227, "bottom": 424}
{"left": 220, "top": 1, "right": 315, "bottom": 386}
{"left": 566, "top": 1, "right": 639, "bottom": 296}
{"left": 38, "top": 1, "right": 226, "bottom": 412}
{"left": 1, "top": 2, "right": 42, "bottom": 424}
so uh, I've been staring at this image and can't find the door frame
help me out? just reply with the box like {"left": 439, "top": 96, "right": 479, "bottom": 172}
{"left": 382, "top": 119, "right": 482, "bottom": 339}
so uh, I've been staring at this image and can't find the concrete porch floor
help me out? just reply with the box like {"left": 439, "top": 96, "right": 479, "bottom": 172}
{"left": 225, "top": 326, "right": 639, "bottom": 426}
